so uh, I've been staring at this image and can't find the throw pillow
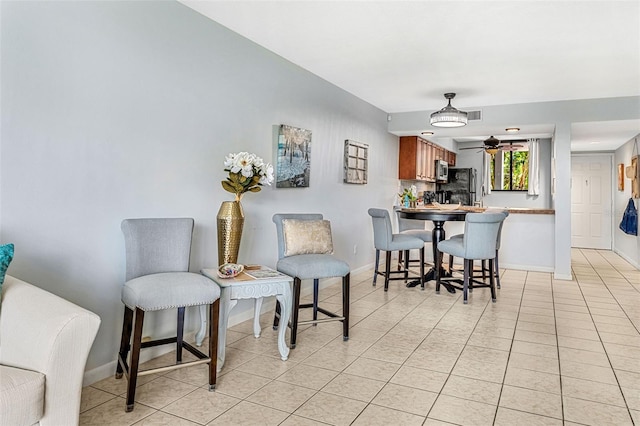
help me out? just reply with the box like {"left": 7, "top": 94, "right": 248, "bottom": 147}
{"left": 0, "top": 243, "right": 15, "bottom": 308}
{"left": 282, "top": 219, "right": 334, "bottom": 257}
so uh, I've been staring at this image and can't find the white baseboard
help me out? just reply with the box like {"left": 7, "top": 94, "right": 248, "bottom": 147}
{"left": 553, "top": 272, "right": 573, "bottom": 281}
{"left": 83, "top": 330, "right": 198, "bottom": 386}
{"left": 83, "top": 264, "right": 373, "bottom": 387}
{"left": 83, "top": 361, "right": 118, "bottom": 387}
{"left": 613, "top": 248, "right": 640, "bottom": 270}
{"left": 500, "top": 262, "right": 555, "bottom": 273}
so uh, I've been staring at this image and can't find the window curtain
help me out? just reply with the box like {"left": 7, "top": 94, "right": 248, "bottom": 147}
{"left": 528, "top": 138, "right": 540, "bottom": 195}
{"left": 482, "top": 152, "right": 492, "bottom": 196}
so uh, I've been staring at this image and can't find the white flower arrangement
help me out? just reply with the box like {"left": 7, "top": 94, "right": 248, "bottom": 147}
{"left": 222, "top": 152, "right": 274, "bottom": 201}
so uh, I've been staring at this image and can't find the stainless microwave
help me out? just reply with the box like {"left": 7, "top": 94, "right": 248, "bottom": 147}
{"left": 435, "top": 160, "right": 448, "bottom": 181}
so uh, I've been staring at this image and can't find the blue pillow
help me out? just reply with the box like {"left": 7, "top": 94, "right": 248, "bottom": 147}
{"left": 0, "top": 243, "right": 15, "bottom": 306}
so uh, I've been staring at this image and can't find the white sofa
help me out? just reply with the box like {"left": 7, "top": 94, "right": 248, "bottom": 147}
{"left": 0, "top": 275, "right": 100, "bottom": 425}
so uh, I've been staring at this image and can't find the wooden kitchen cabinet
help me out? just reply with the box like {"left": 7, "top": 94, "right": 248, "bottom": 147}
{"left": 425, "top": 141, "right": 435, "bottom": 181}
{"left": 399, "top": 136, "right": 421, "bottom": 180}
{"left": 448, "top": 152, "right": 456, "bottom": 166}
{"left": 399, "top": 136, "right": 455, "bottom": 182}
{"left": 399, "top": 136, "right": 432, "bottom": 180}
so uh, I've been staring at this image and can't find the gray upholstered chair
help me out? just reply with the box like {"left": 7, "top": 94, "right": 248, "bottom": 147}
{"left": 271, "top": 214, "right": 350, "bottom": 349}
{"left": 116, "top": 218, "right": 220, "bottom": 412}
{"left": 447, "top": 209, "right": 509, "bottom": 288}
{"left": 394, "top": 206, "right": 432, "bottom": 270}
{"left": 368, "top": 208, "right": 425, "bottom": 291}
{"left": 437, "top": 212, "right": 506, "bottom": 304}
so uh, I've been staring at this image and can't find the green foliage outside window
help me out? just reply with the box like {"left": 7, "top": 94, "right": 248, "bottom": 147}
{"left": 503, "top": 151, "right": 528, "bottom": 190}
{"left": 491, "top": 143, "right": 529, "bottom": 191}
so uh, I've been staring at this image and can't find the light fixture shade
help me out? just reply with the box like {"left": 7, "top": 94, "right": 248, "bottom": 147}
{"left": 430, "top": 93, "right": 467, "bottom": 127}
{"left": 485, "top": 147, "right": 499, "bottom": 155}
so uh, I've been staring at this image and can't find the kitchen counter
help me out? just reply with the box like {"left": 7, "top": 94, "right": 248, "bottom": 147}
{"left": 403, "top": 205, "right": 556, "bottom": 272}
{"left": 418, "top": 205, "right": 555, "bottom": 215}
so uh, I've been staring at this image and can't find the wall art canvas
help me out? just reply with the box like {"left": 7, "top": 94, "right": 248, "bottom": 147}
{"left": 631, "top": 155, "right": 639, "bottom": 198}
{"left": 618, "top": 163, "right": 625, "bottom": 191}
{"left": 276, "top": 124, "right": 311, "bottom": 188}
{"left": 344, "top": 140, "right": 368, "bottom": 184}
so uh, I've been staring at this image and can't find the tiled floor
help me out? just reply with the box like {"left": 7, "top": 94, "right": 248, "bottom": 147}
{"left": 80, "top": 248, "right": 640, "bottom": 425}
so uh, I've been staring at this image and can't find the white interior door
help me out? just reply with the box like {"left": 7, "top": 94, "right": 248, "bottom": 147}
{"left": 571, "top": 155, "right": 612, "bottom": 249}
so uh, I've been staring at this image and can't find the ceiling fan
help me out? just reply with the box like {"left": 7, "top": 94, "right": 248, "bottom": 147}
{"left": 459, "top": 136, "right": 524, "bottom": 154}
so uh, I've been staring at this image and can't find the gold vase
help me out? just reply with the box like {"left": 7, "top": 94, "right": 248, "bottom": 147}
{"left": 216, "top": 200, "right": 244, "bottom": 266}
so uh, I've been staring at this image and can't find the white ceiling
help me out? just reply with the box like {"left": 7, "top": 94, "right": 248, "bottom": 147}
{"left": 181, "top": 1, "right": 640, "bottom": 151}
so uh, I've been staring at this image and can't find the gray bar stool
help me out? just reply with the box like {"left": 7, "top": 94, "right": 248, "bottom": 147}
{"left": 437, "top": 212, "right": 506, "bottom": 303}
{"left": 394, "top": 206, "right": 432, "bottom": 271}
{"left": 368, "top": 208, "right": 425, "bottom": 291}
{"left": 116, "top": 218, "right": 220, "bottom": 412}
{"left": 448, "top": 209, "right": 509, "bottom": 288}
{"left": 271, "top": 213, "right": 350, "bottom": 349}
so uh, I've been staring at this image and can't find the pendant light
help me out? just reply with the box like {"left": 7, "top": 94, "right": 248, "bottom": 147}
{"left": 430, "top": 93, "right": 468, "bottom": 127}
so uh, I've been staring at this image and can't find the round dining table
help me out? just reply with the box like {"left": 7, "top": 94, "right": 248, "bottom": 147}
{"left": 399, "top": 207, "right": 468, "bottom": 293}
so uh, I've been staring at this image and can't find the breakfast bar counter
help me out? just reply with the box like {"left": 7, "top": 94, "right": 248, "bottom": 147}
{"left": 401, "top": 205, "right": 556, "bottom": 273}
{"left": 414, "top": 205, "right": 555, "bottom": 215}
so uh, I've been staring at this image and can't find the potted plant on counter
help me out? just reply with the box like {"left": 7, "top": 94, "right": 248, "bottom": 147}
{"left": 399, "top": 186, "right": 418, "bottom": 208}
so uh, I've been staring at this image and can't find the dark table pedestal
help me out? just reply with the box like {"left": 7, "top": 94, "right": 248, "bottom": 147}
{"left": 400, "top": 210, "right": 468, "bottom": 294}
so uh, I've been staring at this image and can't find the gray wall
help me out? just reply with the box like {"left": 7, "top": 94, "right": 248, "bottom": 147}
{"left": 0, "top": 1, "right": 398, "bottom": 376}
{"left": 614, "top": 135, "right": 640, "bottom": 268}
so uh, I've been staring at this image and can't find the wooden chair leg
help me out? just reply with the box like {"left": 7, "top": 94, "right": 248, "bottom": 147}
{"left": 384, "top": 251, "right": 392, "bottom": 291}
{"left": 208, "top": 299, "right": 219, "bottom": 390}
{"left": 481, "top": 260, "right": 487, "bottom": 281}
{"left": 290, "top": 277, "right": 302, "bottom": 349}
{"left": 489, "top": 259, "right": 497, "bottom": 302}
{"left": 403, "top": 250, "right": 410, "bottom": 282}
{"left": 116, "top": 307, "right": 133, "bottom": 379}
{"left": 373, "top": 249, "right": 380, "bottom": 286}
{"left": 125, "top": 308, "right": 145, "bottom": 412}
{"left": 495, "top": 249, "right": 502, "bottom": 289}
{"left": 177, "top": 307, "right": 185, "bottom": 363}
{"left": 397, "top": 250, "right": 404, "bottom": 271}
{"left": 448, "top": 254, "right": 454, "bottom": 272}
{"left": 419, "top": 247, "right": 425, "bottom": 290}
{"left": 463, "top": 259, "right": 471, "bottom": 304}
{"left": 435, "top": 250, "right": 442, "bottom": 293}
{"left": 273, "top": 300, "right": 281, "bottom": 329}
{"left": 312, "top": 279, "right": 319, "bottom": 324}
{"left": 342, "top": 274, "right": 350, "bottom": 341}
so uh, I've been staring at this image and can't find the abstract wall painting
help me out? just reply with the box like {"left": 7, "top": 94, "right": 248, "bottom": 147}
{"left": 276, "top": 124, "right": 311, "bottom": 188}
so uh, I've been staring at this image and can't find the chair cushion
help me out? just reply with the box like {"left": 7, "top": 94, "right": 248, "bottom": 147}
{"left": 282, "top": 219, "right": 334, "bottom": 256}
{"left": 387, "top": 234, "right": 425, "bottom": 251}
{"left": 400, "top": 229, "right": 432, "bottom": 242}
{"left": 437, "top": 238, "right": 465, "bottom": 259}
{"left": 0, "top": 365, "right": 44, "bottom": 426}
{"left": 122, "top": 272, "right": 220, "bottom": 311}
{"left": 277, "top": 254, "right": 349, "bottom": 280}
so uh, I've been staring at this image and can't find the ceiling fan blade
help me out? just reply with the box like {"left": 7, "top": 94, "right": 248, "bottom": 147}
{"left": 459, "top": 146, "right": 484, "bottom": 150}
{"left": 499, "top": 144, "right": 524, "bottom": 151}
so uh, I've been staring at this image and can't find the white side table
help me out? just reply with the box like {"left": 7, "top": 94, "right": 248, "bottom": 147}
{"left": 199, "top": 267, "right": 293, "bottom": 371}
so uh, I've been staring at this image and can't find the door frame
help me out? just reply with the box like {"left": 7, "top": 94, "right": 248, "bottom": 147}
{"left": 570, "top": 153, "right": 614, "bottom": 250}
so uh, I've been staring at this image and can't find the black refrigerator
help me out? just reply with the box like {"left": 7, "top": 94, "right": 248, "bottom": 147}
{"left": 438, "top": 168, "right": 477, "bottom": 206}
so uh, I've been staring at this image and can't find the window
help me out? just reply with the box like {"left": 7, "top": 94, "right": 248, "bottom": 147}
{"left": 490, "top": 141, "right": 529, "bottom": 191}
